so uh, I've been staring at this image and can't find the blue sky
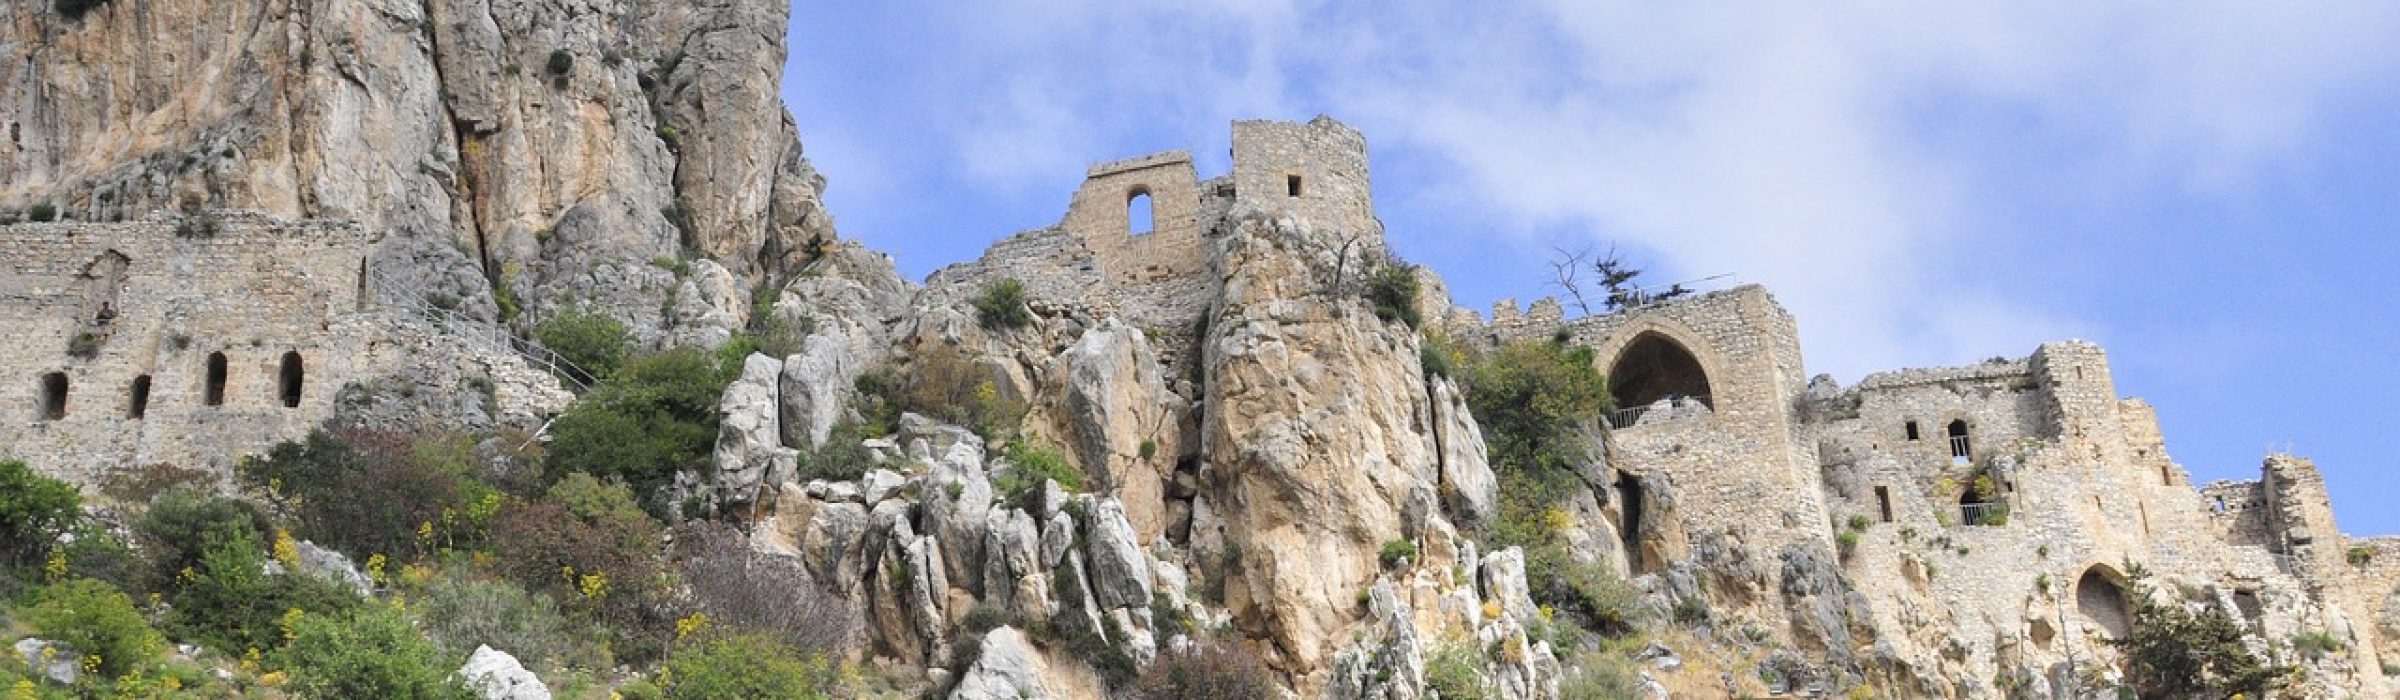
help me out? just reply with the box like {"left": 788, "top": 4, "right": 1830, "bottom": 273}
{"left": 782, "top": 3, "right": 2400, "bottom": 535}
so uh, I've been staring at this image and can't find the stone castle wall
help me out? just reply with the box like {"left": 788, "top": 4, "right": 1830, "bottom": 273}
{"left": 0, "top": 213, "right": 373, "bottom": 482}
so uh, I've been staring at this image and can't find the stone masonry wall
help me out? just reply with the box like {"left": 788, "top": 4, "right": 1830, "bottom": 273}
{"left": 0, "top": 213, "right": 371, "bottom": 483}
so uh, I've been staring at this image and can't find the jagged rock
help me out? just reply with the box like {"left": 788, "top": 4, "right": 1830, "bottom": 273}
{"left": 1046, "top": 317, "right": 1187, "bottom": 543}
{"left": 780, "top": 331, "right": 856, "bottom": 450}
{"left": 1199, "top": 213, "right": 1440, "bottom": 681}
{"left": 1480, "top": 548, "right": 1539, "bottom": 623}
{"left": 862, "top": 469, "right": 906, "bottom": 504}
{"left": 983, "top": 507, "right": 1052, "bottom": 619}
{"left": 14, "top": 638, "right": 77, "bottom": 685}
{"left": 1428, "top": 376, "right": 1497, "bottom": 524}
{"left": 1329, "top": 583, "right": 1426, "bottom": 700}
{"left": 293, "top": 540, "right": 374, "bottom": 597}
{"left": 1040, "top": 510, "right": 1077, "bottom": 569}
{"left": 459, "top": 645, "right": 551, "bottom": 700}
{"left": 1637, "top": 642, "right": 1683, "bottom": 671}
{"left": 950, "top": 626, "right": 1054, "bottom": 700}
{"left": 1078, "top": 496, "right": 1156, "bottom": 611}
{"left": 714, "top": 354, "right": 794, "bottom": 507}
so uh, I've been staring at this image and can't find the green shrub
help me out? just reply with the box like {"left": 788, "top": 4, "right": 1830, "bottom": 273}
{"left": 1557, "top": 650, "right": 1643, "bottom": 699}
{"left": 1127, "top": 643, "right": 1276, "bottom": 700}
{"left": 2347, "top": 545, "right": 2374, "bottom": 567}
{"left": 1424, "top": 642, "right": 1488, "bottom": 700}
{"left": 545, "top": 49, "right": 573, "bottom": 75}
{"left": 995, "top": 440, "right": 1081, "bottom": 508}
{"left": 1420, "top": 343, "right": 1451, "bottom": 378}
{"left": 972, "top": 278, "right": 1032, "bottom": 330}
{"left": 0, "top": 459, "right": 81, "bottom": 567}
{"left": 1846, "top": 515, "right": 1871, "bottom": 531}
{"left": 1835, "top": 530, "right": 1860, "bottom": 559}
{"left": 658, "top": 632, "right": 838, "bottom": 700}
{"left": 65, "top": 331, "right": 100, "bottom": 359}
{"left": 1364, "top": 261, "right": 1422, "bottom": 329}
{"left": 2290, "top": 630, "right": 2346, "bottom": 660}
{"left": 793, "top": 422, "right": 876, "bottom": 483}
{"left": 25, "top": 201, "right": 58, "bottom": 222}
{"left": 1378, "top": 539, "right": 1418, "bottom": 570}
{"left": 546, "top": 348, "right": 730, "bottom": 506}
{"left": 54, "top": 523, "right": 142, "bottom": 594}
{"left": 279, "top": 603, "right": 476, "bottom": 700}
{"left": 134, "top": 485, "right": 273, "bottom": 590}
{"left": 412, "top": 574, "right": 575, "bottom": 667}
{"left": 240, "top": 430, "right": 498, "bottom": 560}
{"left": 863, "top": 344, "right": 1027, "bottom": 439}
{"left": 168, "top": 525, "right": 360, "bottom": 656}
{"left": 535, "top": 310, "right": 632, "bottom": 383}
{"left": 22, "top": 578, "right": 165, "bottom": 678}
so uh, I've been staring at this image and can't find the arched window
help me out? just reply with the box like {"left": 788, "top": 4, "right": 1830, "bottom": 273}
{"left": 37, "top": 372, "right": 68, "bottom": 420}
{"left": 203, "top": 352, "right": 228, "bottom": 406}
{"left": 1605, "top": 332, "right": 1713, "bottom": 428}
{"left": 127, "top": 375, "right": 151, "bottom": 419}
{"left": 1126, "top": 188, "right": 1155, "bottom": 235}
{"left": 2075, "top": 567, "right": 2134, "bottom": 638}
{"left": 277, "top": 352, "right": 304, "bottom": 408}
{"left": 80, "top": 250, "right": 130, "bottom": 326}
{"left": 1946, "top": 419, "right": 1971, "bottom": 460}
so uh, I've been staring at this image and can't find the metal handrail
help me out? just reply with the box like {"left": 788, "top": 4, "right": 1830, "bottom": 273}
{"left": 368, "top": 277, "right": 592, "bottom": 393}
{"left": 1959, "top": 502, "right": 2008, "bottom": 527}
{"left": 1607, "top": 395, "right": 1711, "bottom": 429}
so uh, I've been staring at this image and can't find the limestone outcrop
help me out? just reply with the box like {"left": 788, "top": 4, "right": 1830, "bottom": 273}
{"left": 0, "top": 0, "right": 832, "bottom": 344}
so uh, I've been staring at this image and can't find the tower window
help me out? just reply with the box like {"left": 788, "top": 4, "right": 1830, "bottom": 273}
{"left": 38, "top": 372, "right": 68, "bottom": 420}
{"left": 1946, "top": 420, "right": 1971, "bottom": 460}
{"left": 204, "top": 352, "right": 228, "bottom": 406}
{"left": 1904, "top": 421, "right": 1920, "bottom": 441}
{"left": 1286, "top": 174, "right": 1303, "bottom": 197}
{"left": 1875, "top": 486, "right": 1894, "bottom": 523}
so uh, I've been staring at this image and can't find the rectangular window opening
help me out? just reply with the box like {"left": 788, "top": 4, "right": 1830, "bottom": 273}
{"left": 1875, "top": 486, "right": 1894, "bottom": 523}
{"left": 1286, "top": 174, "right": 1303, "bottom": 197}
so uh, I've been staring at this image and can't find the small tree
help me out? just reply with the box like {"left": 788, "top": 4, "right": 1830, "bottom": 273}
{"left": 0, "top": 459, "right": 81, "bottom": 567}
{"left": 2112, "top": 566, "right": 2291, "bottom": 698}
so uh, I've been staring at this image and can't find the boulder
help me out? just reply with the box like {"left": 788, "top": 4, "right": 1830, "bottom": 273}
{"left": 1079, "top": 496, "right": 1156, "bottom": 611}
{"left": 779, "top": 331, "right": 856, "bottom": 450}
{"left": 950, "top": 626, "right": 1053, "bottom": 700}
{"left": 1429, "top": 376, "right": 1497, "bottom": 524}
{"left": 13, "top": 638, "right": 77, "bottom": 685}
{"left": 459, "top": 645, "right": 550, "bottom": 700}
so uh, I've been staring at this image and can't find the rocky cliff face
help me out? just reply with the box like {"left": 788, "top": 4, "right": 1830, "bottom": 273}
{"left": 1, "top": 0, "right": 833, "bottom": 345}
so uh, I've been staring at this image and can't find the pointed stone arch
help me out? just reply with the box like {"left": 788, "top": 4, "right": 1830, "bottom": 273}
{"left": 1605, "top": 331, "right": 1716, "bottom": 411}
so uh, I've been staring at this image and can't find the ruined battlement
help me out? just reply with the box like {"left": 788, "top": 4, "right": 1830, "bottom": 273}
{"left": 922, "top": 117, "right": 1376, "bottom": 340}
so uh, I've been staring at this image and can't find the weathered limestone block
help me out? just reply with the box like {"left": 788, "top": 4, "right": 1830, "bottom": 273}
{"left": 459, "top": 645, "right": 551, "bottom": 700}
{"left": 950, "top": 626, "right": 1054, "bottom": 700}
{"left": 1429, "top": 376, "right": 1497, "bottom": 525}
{"left": 713, "top": 353, "right": 794, "bottom": 507}
{"left": 1078, "top": 496, "right": 1156, "bottom": 611}
{"left": 1044, "top": 317, "right": 1188, "bottom": 543}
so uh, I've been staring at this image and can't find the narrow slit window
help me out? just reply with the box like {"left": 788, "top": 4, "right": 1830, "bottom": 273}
{"left": 1875, "top": 486, "right": 1894, "bottom": 523}
{"left": 203, "top": 352, "right": 228, "bottom": 406}
{"left": 128, "top": 375, "right": 150, "bottom": 419}
{"left": 1904, "top": 421, "right": 1920, "bottom": 441}
{"left": 38, "top": 372, "right": 68, "bottom": 420}
{"left": 277, "top": 352, "right": 304, "bottom": 408}
{"left": 1286, "top": 174, "right": 1303, "bottom": 197}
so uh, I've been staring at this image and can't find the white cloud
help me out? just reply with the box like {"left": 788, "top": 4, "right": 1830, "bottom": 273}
{"left": 834, "top": 2, "right": 2400, "bottom": 380}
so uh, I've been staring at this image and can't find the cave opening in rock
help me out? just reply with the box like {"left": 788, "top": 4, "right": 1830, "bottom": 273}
{"left": 1615, "top": 471, "right": 1652, "bottom": 575}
